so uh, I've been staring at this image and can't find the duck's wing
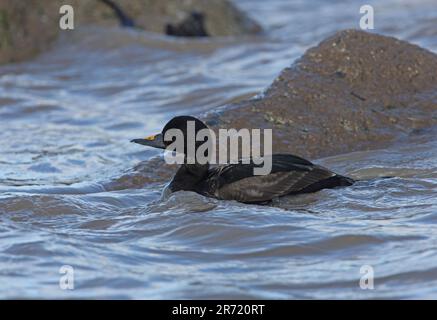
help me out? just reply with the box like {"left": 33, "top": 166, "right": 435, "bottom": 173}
{"left": 209, "top": 154, "right": 350, "bottom": 203}
{"left": 210, "top": 154, "right": 313, "bottom": 184}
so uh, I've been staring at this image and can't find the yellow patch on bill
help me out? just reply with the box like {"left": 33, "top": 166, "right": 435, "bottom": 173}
{"left": 144, "top": 135, "right": 156, "bottom": 141}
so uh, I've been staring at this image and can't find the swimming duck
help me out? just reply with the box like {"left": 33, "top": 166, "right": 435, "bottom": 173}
{"left": 131, "top": 116, "right": 354, "bottom": 203}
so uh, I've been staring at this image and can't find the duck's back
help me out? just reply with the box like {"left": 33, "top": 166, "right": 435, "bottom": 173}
{"left": 197, "top": 154, "right": 354, "bottom": 203}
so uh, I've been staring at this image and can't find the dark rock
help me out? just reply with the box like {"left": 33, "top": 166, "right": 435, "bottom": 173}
{"left": 0, "top": 0, "right": 261, "bottom": 65}
{"left": 99, "top": 0, "right": 134, "bottom": 27}
{"left": 203, "top": 29, "right": 437, "bottom": 159}
{"left": 165, "top": 11, "right": 208, "bottom": 37}
{"left": 0, "top": 0, "right": 59, "bottom": 64}
{"left": 97, "top": 0, "right": 261, "bottom": 37}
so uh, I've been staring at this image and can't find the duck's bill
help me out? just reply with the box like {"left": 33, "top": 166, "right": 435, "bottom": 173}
{"left": 131, "top": 133, "right": 165, "bottom": 149}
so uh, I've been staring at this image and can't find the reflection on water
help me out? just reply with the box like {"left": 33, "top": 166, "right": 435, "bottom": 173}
{"left": 0, "top": 0, "right": 437, "bottom": 298}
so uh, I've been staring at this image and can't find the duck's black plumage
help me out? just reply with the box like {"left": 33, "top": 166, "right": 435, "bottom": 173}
{"left": 132, "top": 116, "right": 354, "bottom": 204}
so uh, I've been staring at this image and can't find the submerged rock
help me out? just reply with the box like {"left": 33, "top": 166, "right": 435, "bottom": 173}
{"left": 0, "top": 0, "right": 261, "bottom": 64}
{"left": 204, "top": 30, "right": 437, "bottom": 159}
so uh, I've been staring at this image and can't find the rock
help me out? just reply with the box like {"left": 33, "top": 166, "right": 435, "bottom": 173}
{"left": 100, "top": 0, "right": 135, "bottom": 27}
{"left": 204, "top": 29, "right": 437, "bottom": 159}
{"left": 0, "top": 1, "right": 59, "bottom": 64}
{"left": 0, "top": 0, "right": 261, "bottom": 65}
{"left": 165, "top": 11, "right": 208, "bottom": 37}
{"left": 84, "top": 0, "right": 261, "bottom": 36}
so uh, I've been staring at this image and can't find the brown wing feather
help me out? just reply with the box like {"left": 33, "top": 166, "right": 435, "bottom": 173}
{"left": 216, "top": 165, "right": 335, "bottom": 202}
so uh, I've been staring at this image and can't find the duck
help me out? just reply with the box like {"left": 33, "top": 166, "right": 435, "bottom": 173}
{"left": 131, "top": 116, "right": 354, "bottom": 204}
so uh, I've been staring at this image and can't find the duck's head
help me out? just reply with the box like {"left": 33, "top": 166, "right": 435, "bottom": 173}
{"left": 131, "top": 116, "right": 210, "bottom": 155}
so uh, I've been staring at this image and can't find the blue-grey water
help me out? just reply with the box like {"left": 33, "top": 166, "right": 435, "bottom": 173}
{"left": 0, "top": 0, "right": 437, "bottom": 299}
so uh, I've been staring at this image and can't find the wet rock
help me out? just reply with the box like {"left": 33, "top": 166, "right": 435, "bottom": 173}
{"left": 103, "top": 0, "right": 261, "bottom": 36}
{"left": 0, "top": 0, "right": 261, "bottom": 64}
{"left": 165, "top": 11, "right": 208, "bottom": 37}
{"left": 204, "top": 29, "right": 437, "bottom": 159}
{"left": 105, "top": 156, "right": 177, "bottom": 191}
{"left": 0, "top": 1, "right": 59, "bottom": 64}
{"left": 100, "top": 0, "right": 135, "bottom": 27}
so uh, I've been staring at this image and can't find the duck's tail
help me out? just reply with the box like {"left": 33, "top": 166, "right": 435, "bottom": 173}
{"left": 334, "top": 175, "right": 355, "bottom": 186}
